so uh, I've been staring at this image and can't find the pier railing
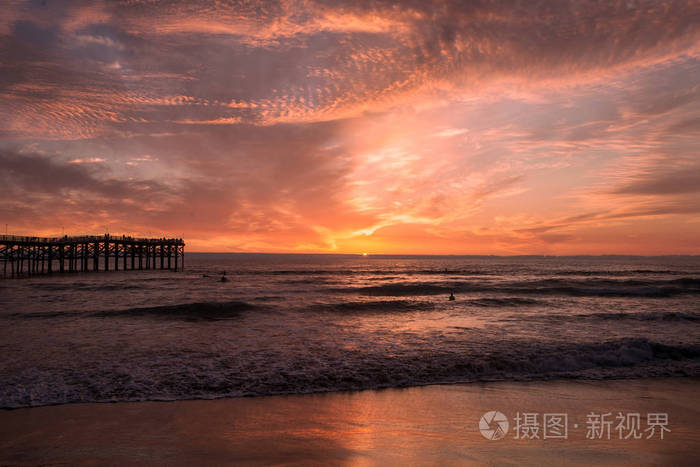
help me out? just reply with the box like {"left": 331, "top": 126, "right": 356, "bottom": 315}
{"left": 0, "top": 234, "right": 185, "bottom": 244}
{"left": 0, "top": 234, "right": 185, "bottom": 278}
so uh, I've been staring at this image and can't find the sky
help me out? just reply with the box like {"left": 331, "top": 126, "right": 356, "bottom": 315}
{"left": 1, "top": 0, "right": 699, "bottom": 254}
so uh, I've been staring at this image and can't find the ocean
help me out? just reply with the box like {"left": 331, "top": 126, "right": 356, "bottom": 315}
{"left": 1, "top": 254, "right": 699, "bottom": 408}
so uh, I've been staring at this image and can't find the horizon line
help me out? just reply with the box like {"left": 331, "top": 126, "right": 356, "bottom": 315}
{"left": 186, "top": 252, "right": 700, "bottom": 257}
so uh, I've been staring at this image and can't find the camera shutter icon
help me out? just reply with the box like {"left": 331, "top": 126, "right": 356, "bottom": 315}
{"left": 479, "top": 411, "right": 509, "bottom": 440}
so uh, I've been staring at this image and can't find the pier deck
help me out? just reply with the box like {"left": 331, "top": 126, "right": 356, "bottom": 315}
{"left": 0, "top": 234, "right": 184, "bottom": 278}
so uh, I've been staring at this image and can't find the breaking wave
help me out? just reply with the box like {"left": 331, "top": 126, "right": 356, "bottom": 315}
{"left": 2, "top": 338, "right": 698, "bottom": 408}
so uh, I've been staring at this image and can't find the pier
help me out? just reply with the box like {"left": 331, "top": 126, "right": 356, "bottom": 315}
{"left": 0, "top": 234, "right": 185, "bottom": 278}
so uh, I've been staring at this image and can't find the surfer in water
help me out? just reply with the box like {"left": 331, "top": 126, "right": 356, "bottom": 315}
{"left": 449, "top": 291, "right": 455, "bottom": 301}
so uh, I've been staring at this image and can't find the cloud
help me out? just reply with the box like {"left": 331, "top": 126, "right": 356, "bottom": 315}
{"left": 2, "top": 0, "right": 699, "bottom": 139}
{"left": 472, "top": 175, "right": 524, "bottom": 201}
{"left": 0, "top": 148, "right": 168, "bottom": 198}
{"left": 614, "top": 167, "right": 700, "bottom": 195}
{"left": 434, "top": 128, "right": 468, "bottom": 138}
{"left": 1, "top": 1, "right": 699, "bottom": 253}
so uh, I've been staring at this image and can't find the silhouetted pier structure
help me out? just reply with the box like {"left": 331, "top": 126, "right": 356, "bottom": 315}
{"left": 0, "top": 234, "right": 184, "bottom": 278}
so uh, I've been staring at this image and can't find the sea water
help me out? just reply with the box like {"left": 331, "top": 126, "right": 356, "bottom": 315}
{"left": 1, "top": 254, "right": 699, "bottom": 408}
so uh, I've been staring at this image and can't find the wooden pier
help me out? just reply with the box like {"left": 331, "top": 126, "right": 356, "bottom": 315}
{"left": 0, "top": 234, "right": 184, "bottom": 278}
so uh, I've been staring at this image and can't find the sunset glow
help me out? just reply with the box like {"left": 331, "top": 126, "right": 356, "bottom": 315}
{"left": 1, "top": 0, "right": 699, "bottom": 254}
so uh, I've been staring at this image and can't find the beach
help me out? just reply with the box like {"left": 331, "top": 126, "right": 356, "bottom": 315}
{"left": 1, "top": 378, "right": 698, "bottom": 466}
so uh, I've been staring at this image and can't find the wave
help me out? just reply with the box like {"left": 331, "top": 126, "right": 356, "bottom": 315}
{"left": 583, "top": 311, "right": 700, "bottom": 321}
{"left": 341, "top": 277, "right": 700, "bottom": 298}
{"left": 466, "top": 297, "right": 541, "bottom": 307}
{"left": 215, "top": 268, "right": 497, "bottom": 277}
{"left": 223, "top": 268, "right": 697, "bottom": 277}
{"left": 341, "top": 283, "right": 455, "bottom": 296}
{"left": 29, "top": 282, "right": 144, "bottom": 291}
{"left": 316, "top": 296, "right": 541, "bottom": 308}
{"left": 279, "top": 278, "right": 342, "bottom": 285}
{"left": 548, "top": 269, "right": 696, "bottom": 276}
{"left": 2, "top": 337, "right": 697, "bottom": 408}
{"left": 1, "top": 310, "right": 84, "bottom": 320}
{"left": 313, "top": 300, "right": 436, "bottom": 313}
{"left": 573, "top": 311, "right": 698, "bottom": 322}
{"left": 91, "top": 301, "right": 257, "bottom": 321}
{"left": 2, "top": 301, "right": 259, "bottom": 321}
{"left": 505, "top": 311, "right": 700, "bottom": 323}
{"left": 513, "top": 277, "right": 700, "bottom": 297}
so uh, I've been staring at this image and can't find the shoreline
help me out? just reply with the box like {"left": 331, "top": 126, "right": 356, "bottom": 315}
{"left": 2, "top": 372, "right": 699, "bottom": 411}
{"left": 1, "top": 377, "right": 698, "bottom": 465}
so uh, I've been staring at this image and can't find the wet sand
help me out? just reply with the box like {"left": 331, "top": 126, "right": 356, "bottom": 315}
{"left": 1, "top": 378, "right": 698, "bottom": 466}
